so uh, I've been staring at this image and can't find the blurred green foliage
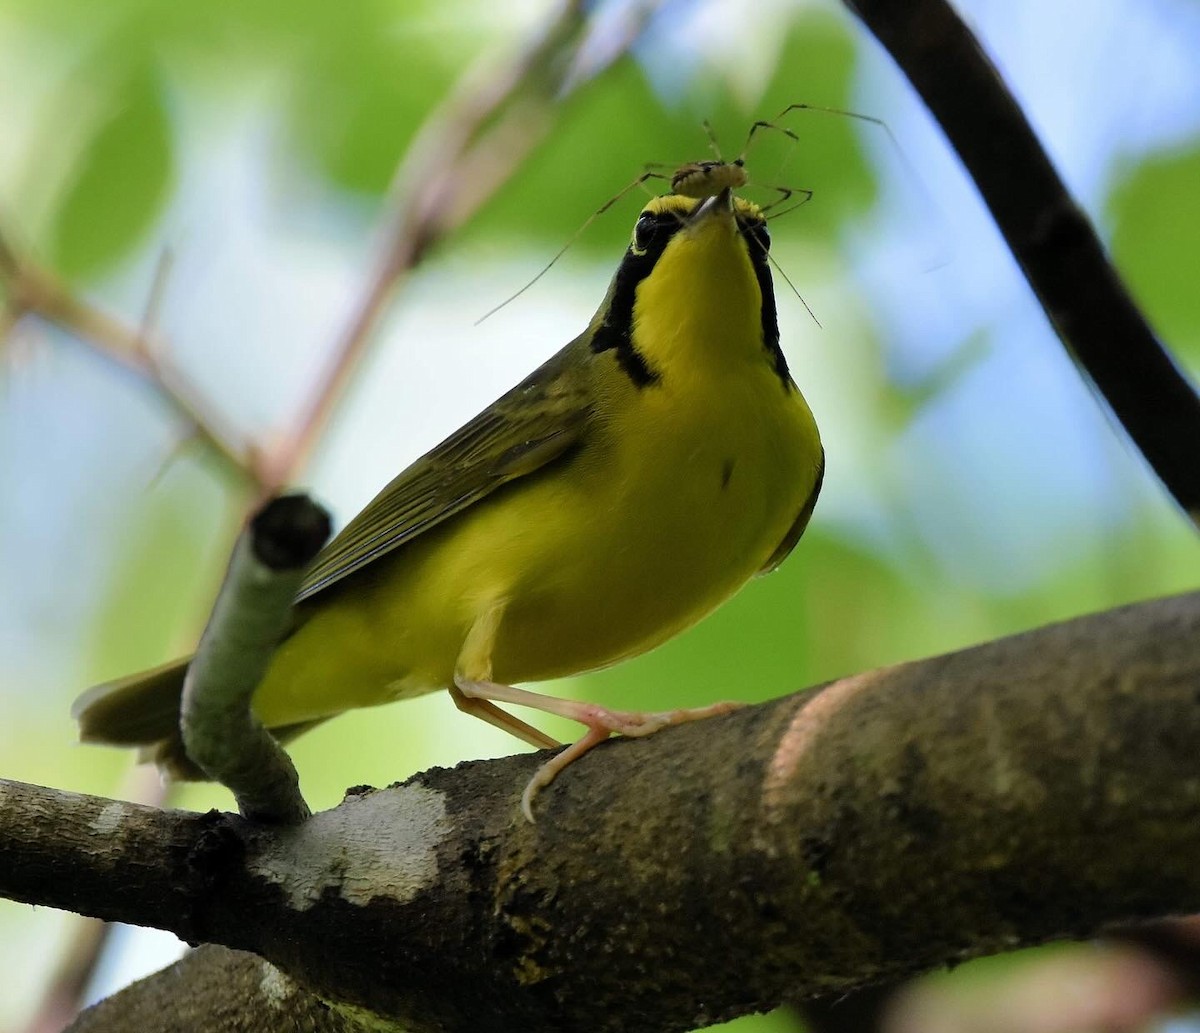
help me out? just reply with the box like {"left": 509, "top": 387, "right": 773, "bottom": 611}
{"left": 85, "top": 474, "right": 229, "bottom": 678}
{"left": 2, "top": 0, "right": 1199, "bottom": 1030}
{"left": 1110, "top": 144, "right": 1200, "bottom": 364}
{"left": 470, "top": 13, "right": 873, "bottom": 253}
{"left": 12, "top": 0, "right": 869, "bottom": 277}
{"left": 48, "top": 67, "right": 174, "bottom": 277}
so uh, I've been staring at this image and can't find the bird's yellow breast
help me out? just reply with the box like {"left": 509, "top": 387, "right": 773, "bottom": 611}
{"left": 254, "top": 361, "right": 817, "bottom": 729}
{"left": 493, "top": 353, "right": 818, "bottom": 681}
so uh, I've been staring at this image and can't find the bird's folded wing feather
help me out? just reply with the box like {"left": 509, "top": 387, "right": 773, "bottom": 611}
{"left": 758, "top": 447, "right": 825, "bottom": 575}
{"left": 296, "top": 336, "right": 593, "bottom": 603}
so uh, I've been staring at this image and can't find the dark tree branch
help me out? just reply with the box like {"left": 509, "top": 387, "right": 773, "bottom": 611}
{"left": 2, "top": 592, "right": 1198, "bottom": 1032}
{"left": 843, "top": 0, "right": 1200, "bottom": 525}
{"left": 1116, "top": 919, "right": 1200, "bottom": 1000}
{"left": 69, "top": 946, "right": 377, "bottom": 1033}
{"left": 798, "top": 985, "right": 895, "bottom": 1033}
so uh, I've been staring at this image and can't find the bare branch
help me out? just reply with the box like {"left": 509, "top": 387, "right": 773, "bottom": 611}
{"left": 3, "top": 592, "right": 1199, "bottom": 1031}
{"left": 841, "top": 0, "right": 1200, "bottom": 526}
{"left": 180, "top": 495, "right": 330, "bottom": 823}
{"left": 0, "top": 226, "right": 257, "bottom": 481}
{"left": 264, "top": 0, "right": 664, "bottom": 484}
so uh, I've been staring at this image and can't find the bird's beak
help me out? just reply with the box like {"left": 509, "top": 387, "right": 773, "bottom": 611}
{"left": 689, "top": 187, "right": 734, "bottom": 224}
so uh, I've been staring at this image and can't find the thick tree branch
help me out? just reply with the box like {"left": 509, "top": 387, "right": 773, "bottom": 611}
{"left": 0, "top": 227, "right": 258, "bottom": 481}
{"left": 843, "top": 0, "right": 1200, "bottom": 525}
{"left": 2, "top": 592, "right": 1198, "bottom": 1032}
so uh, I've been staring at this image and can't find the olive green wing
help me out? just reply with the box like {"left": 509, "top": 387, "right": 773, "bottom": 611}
{"left": 296, "top": 336, "right": 594, "bottom": 603}
{"left": 758, "top": 448, "right": 825, "bottom": 575}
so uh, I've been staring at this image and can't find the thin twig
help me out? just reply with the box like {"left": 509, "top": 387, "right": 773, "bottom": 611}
{"left": 20, "top": 920, "right": 111, "bottom": 1033}
{"left": 261, "top": 0, "right": 644, "bottom": 485}
{"left": 0, "top": 222, "right": 20, "bottom": 281}
{"left": 0, "top": 228, "right": 260, "bottom": 484}
{"left": 0, "top": 302, "right": 19, "bottom": 346}
{"left": 136, "top": 247, "right": 175, "bottom": 355}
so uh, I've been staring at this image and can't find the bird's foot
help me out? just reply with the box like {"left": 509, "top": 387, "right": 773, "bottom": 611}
{"left": 453, "top": 675, "right": 742, "bottom": 820}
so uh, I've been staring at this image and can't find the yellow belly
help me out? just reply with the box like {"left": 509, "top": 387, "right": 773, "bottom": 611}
{"left": 253, "top": 363, "right": 820, "bottom": 729}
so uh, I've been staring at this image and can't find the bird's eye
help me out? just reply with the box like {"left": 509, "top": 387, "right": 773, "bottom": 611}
{"left": 633, "top": 214, "right": 658, "bottom": 252}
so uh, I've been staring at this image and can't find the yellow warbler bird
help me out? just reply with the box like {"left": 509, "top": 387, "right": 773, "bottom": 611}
{"left": 73, "top": 167, "right": 824, "bottom": 819}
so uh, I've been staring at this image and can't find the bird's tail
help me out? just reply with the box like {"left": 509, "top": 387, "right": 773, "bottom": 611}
{"left": 73, "top": 657, "right": 322, "bottom": 781}
{"left": 73, "top": 656, "right": 207, "bottom": 779}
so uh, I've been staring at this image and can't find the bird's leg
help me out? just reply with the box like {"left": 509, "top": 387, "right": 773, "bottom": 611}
{"left": 450, "top": 600, "right": 560, "bottom": 751}
{"left": 454, "top": 603, "right": 741, "bottom": 820}
{"left": 447, "top": 686, "right": 561, "bottom": 751}
{"left": 457, "top": 678, "right": 743, "bottom": 820}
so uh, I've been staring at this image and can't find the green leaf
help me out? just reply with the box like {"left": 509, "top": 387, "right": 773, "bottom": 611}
{"left": 48, "top": 68, "right": 174, "bottom": 280}
{"left": 284, "top": 5, "right": 461, "bottom": 198}
{"left": 1108, "top": 146, "right": 1200, "bottom": 365}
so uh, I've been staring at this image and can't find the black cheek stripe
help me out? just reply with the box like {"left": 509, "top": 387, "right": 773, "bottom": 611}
{"left": 592, "top": 212, "right": 790, "bottom": 391}
{"left": 748, "top": 250, "right": 791, "bottom": 389}
{"left": 590, "top": 236, "right": 671, "bottom": 388}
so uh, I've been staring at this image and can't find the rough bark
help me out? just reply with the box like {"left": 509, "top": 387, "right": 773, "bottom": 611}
{"left": 70, "top": 946, "right": 384, "bottom": 1033}
{"left": 1, "top": 593, "right": 1197, "bottom": 1032}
